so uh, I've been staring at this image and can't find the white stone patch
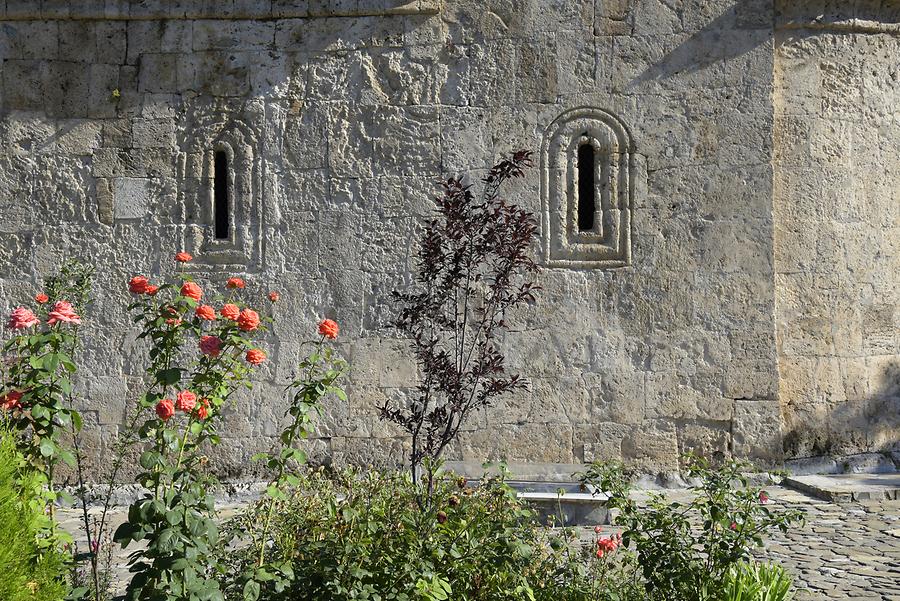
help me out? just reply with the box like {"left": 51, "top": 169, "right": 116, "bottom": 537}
{"left": 113, "top": 177, "right": 152, "bottom": 220}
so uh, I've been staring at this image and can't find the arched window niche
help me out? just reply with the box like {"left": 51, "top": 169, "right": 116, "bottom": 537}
{"left": 176, "top": 110, "right": 264, "bottom": 270}
{"left": 541, "top": 107, "right": 635, "bottom": 269}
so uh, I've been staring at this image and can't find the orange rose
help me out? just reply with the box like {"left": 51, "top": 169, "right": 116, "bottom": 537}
{"left": 195, "top": 398, "right": 210, "bottom": 420}
{"left": 180, "top": 282, "right": 202, "bottom": 301}
{"left": 195, "top": 305, "right": 216, "bottom": 321}
{"left": 237, "top": 309, "right": 260, "bottom": 332}
{"left": 245, "top": 349, "right": 266, "bottom": 365}
{"left": 318, "top": 318, "right": 339, "bottom": 340}
{"left": 155, "top": 399, "right": 175, "bottom": 421}
{"left": 145, "top": 285, "right": 159, "bottom": 296}
{"left": 268, "top": 291, "right": 280, "bottom": 302}
{"left": 175, "top": 252, "right": 193, "bottom": 263}
{"left": 175, "top": 390, "right": 197, "bottom": 412}
{"left": 220, "top": 304, "right": 240, "bottom": 321}
{"left": 226, "top": 277, "right": 246, "bottom": 289}
{"left": 35, "top": 293, "right": 49, "bottom": 304}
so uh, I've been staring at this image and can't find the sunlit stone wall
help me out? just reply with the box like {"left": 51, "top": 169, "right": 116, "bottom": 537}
{"left": 0, "top": 0, "right": 894, "bottom": 480}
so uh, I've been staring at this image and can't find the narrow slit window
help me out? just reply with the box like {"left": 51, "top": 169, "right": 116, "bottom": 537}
{"left": 214, "top": 150, "right": 230, "bottom": 240}
{"left": 577, "top": 143, "right": 596, "bottom": 232}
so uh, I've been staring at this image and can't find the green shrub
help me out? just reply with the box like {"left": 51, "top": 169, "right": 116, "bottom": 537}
{"left": 0, "top": 428, "right": 68, "bottom": 601}
{"left": 581, "top": 455, "right": 803, "bottom": 601}
{"left": 220, "top": 467, "right": 644, "bottom": 601}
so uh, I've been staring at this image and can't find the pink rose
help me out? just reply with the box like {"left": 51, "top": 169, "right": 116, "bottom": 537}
{"left": 199, "top": 335, "right": 223, "bottom": 357}
{"left": 47, "top": 301, "right": 81, "bottom": 326}
{"left": 7, "top": 307, "right": 40, "bottom": 329}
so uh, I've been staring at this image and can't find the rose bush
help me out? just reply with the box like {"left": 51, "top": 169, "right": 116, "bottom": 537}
{"left": 113, "top": 254, "right": 274, "bottom": 601}
{"left": 222, "top": 320, "right": 348, "bottom": 601}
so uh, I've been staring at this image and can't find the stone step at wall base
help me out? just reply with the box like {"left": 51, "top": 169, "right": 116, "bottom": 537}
{"left": 784, "top": 474, "right": 900, "bottom": 502}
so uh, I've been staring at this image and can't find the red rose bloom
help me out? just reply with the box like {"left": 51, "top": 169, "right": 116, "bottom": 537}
{"left": 145, "top": 285, "right": 159, "bottom": 296}
{"left": 35, "top": 293, "right": 49, "bottom": 304}
{"left": 226, "top": 277, "right": 246, "bottom": 289}
{"left": 245, "top": 349, "right": 266, "bottom": 365}
{"left": 129, "top": 276, "right": 149, "bottom": 294}
{"left": 195, "top": 305, "right": 216, "bottom": 321}
{"left": 175, "top": 390, "right": 197, "bottom": 412}
{"left": 268, "top": 291, "right": 280, "bottom": 302}
{"left": 180, "top": 282, "right": 202, "bottom": 301}
{"left": 199, "top": 335, "right": 223, "bottom": 357}
{"left": 318, "top": 318, "right": 339, "bottom": 340}
{"left": 0, "top": 390, "right": 23, "bottom": 411}
{"left": 220, "top": 304, "right": 240, "bottom": 321}
{"left": 237, "top": 309, "right": 260, "bottom": 332}
{"left": 175, "top": 252, "right": 193, "bottom": 263}
{"left": 155, "top": 399, "right": 175, "bottom": 421}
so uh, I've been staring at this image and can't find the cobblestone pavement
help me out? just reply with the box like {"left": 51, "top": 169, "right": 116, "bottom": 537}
{"left": 759, "top": 488, "right": 900, "bottom": 601}
{"left": 58, "top": 487, "right": 900, "bottom": 599}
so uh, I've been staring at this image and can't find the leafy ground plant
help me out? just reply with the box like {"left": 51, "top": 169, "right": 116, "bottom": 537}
{"left": 721, "top": 562, "right": 794, "bottom": 601}
{"left": 382, "top": 150, "right": 540, "bottom": 500}
{"left": 113, "top": 254, "right": 275, "bottom": 601}
{"left": 0, "top": 426, "right": 68, "bottom": 601}
{"left": 580, "top": 454, "right": 803, "bottom": 601}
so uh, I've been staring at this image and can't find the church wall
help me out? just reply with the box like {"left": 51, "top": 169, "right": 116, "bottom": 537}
{"left": 0, "top": 0, "right": 783, "bottom": 478}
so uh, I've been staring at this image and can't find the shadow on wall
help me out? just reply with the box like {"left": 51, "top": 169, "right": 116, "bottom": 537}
{"left": 630, "top": 0, "right": 771, "bottom": 87}
{"left": 782, "top": 362, "right": 900, "bottom": 462}
{"left": 0, "top": 10, "right": 438, "bottom": 119}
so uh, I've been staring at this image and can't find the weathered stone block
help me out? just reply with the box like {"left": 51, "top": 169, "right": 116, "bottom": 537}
{"left": 621, "top": 420, "right": 679, "bottom": 471}
{"left": 732, "top": 400, "right": 783, "bottom": 465}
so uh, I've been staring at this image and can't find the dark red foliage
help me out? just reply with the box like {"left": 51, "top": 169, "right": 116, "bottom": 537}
{"left": 380, "top": 151, "right": 540, "bottom": 479}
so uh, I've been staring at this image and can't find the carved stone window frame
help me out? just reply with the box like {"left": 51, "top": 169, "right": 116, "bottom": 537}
{"left": 541, "top": 107, "right": 635, "bottom": 269}
{"left": 177, "top": 112, "right": 264, "bottom": 271}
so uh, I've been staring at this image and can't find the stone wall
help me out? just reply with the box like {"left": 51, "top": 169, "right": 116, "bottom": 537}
{"left": 0, "top": 0, "right": 892, "bottom": 480}
{"left": 774, "top": 0, "right": 900, "bottom": 461}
